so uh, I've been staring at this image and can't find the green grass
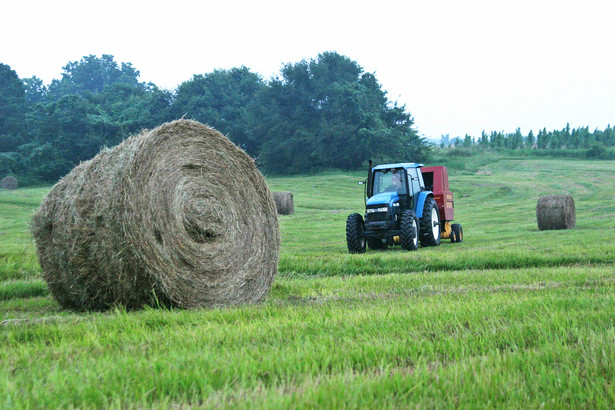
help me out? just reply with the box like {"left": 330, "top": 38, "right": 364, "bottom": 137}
{"left": 1, "top": 155, "right": 614, "bottom": 407}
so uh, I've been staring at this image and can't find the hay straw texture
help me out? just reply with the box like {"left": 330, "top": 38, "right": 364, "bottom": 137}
{"left": 1, "top": 176, "right": 18, "bottom": 190}
{"left": 536, "top": 194, "right": 576, "bottom": 230}
{"left": 31, "top": 120, "right": 280, "bottom": 311}
{"left": 272, "top": 191, "right": 294, "bottom": 215}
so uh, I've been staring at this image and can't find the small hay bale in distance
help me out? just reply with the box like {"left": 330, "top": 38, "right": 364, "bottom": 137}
{"left": 1, "top": 176, "right": 18, "bottom": 190}
{"left": 272, "top": 191, "right": 294, "bottom": 215}
{"left": 536, "top": 194, "right": 576, "bottom": 230}
{"left": 31, "top": 120, "right": 280, "bottom": 311}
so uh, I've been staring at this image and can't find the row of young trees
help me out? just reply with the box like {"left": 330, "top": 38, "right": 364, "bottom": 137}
{"left": 0, "top": 53, "right": 428, "bottom": 183}
{"left": 441, "top": 124, "right": 615, "bottom": 157}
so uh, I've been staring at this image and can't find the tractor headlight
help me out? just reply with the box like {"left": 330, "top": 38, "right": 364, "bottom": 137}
{"left": 366, "top": 207, "right": 388, "bottom": 213}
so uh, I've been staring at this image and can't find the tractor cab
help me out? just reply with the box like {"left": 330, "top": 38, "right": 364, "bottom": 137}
{"left": 368, "top": 164, "right": 425, "bottom": 212}
{"left": 363, "top": 164, "right": 424, "bottom": 233}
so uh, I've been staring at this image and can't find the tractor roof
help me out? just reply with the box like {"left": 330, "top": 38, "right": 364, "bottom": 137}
{"left": 373, "top": 162, "right": 423, "bottom": 170}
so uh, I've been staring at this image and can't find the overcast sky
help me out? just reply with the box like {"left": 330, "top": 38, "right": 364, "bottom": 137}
{"left": 2, "top": 0, "right": 614, "bottom": 140}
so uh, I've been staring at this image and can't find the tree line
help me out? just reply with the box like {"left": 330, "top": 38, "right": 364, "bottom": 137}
{"left": 0, "top": 53, "right": 428, "bottom": 183}
{"left": 440, "top": 124, "right": 615, "bottom": 159}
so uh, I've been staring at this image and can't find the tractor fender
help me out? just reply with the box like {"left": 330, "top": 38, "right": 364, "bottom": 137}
{"left": 414, "top": 191, "right": 433, "bottom": 218}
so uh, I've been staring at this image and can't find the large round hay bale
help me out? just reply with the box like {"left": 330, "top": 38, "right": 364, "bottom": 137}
{"left": 31, "top": 120, "right": 280, "bottom": 311}
{"left": 536, "top": 194, "right": 576, "bottom": 230}
{"left": 1, "top": 176, "right": 18, "bottom": 190}
{"left": 272, "top": 191, "right": 294, "bottom": 215}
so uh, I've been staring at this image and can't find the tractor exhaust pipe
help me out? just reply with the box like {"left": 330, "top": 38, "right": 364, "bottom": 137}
{"left": 367, "top": 159, "right": 373, "bottom": 198}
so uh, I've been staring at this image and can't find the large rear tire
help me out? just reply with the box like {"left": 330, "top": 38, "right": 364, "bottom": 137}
{"left": 400, "top": 210, "right": 419, "bottom": 251}
{"left": 420, "top": 197, "right": 441, "bottom": 247}
{"left": 346, "top": 213, "right": 366, "bottom": 254}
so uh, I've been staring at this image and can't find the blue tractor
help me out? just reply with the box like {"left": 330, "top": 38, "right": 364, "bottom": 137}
{"left": 346, "top": 161, "right": 462, "bottom": 253}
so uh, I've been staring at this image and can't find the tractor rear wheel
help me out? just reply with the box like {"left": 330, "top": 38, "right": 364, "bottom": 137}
{"left": 400, "top": 210, "right": 419, "bottom": 251}
{"left": 367, "top": 238, "right": 387, "bottom": 250}
{"left": 420, "top": 197, "right": 441, "bottom": 247}
{"left": 451, "top": 223, "right": 463, "bottom": 243}
{"left": 346, "top": 213, "right": 366, "bottom": 254}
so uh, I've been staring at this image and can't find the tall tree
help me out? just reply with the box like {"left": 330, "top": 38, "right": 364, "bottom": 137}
{"left": 510, "top": 128, "right": 523, "bottom": 149}
{"left": 526, "top": 130, "right": 535, "bottom": 148}
{"left": 255, "top": 52, "right": 427, "bottom": 173}
{"left": 18, "top": 56, "right": 173, "bottom": 181}
{"left": 172, "top": 67, "right": 265, "bottom": 155}
{"left": 47, "top": 54, "right": 142, "bottom": 100}
{"left": 22, "top": 76, "right": 47, "bottom": 105}
{"left": 36, "top": 94, "right": 106, "bottom": 162}
{"left": 91, "top": 82, "right": 173, "bottom": 141}
{"left": 0, "top": 63, "right": 26, "bottom": 136}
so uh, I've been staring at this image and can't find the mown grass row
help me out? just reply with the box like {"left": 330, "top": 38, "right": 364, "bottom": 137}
{"left": 1, "top": 265, "right": 613, "bottom": 407}
{"left": 0, "top": 187, "right": 46, "bottom": 281}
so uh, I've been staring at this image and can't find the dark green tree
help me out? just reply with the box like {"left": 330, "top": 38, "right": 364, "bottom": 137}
{"left": 510, "top": 128, "right": 523, "bottom": 149}
{"left": 537, "top": 128, "right": 548, "bottom": 149}
{"left": 0, "top": 63, "right": 26, "bottom": 136}
{"left": 27, "top": 94, "right": 106, "bottom": 179}
{"left": 479, "top": 131, "right": 489, "bottom": 147}
{"left": 47, "top": 54, "right": 142, "bottom": 100}
{"left": 22, "top": 76, "right": 47, "bottom": 105}
{"left": 172, "top": 67, "right": 265, "bottom": 155}
{"left": 490, "top": 131, "right": 503, "bottom": 148}
{"left": 92, "top": 82, "right": 173, "bottom": 142}
{"left": 526, "top": 130, "right": 535, "bottom": 148}
{"left": 255, "top": 52, "right": 427, "bottom": 173}
{"left": 17, "top": 55, "right": 174, "bottom": 182}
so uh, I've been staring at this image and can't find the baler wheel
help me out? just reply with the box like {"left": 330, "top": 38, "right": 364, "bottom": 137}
{"left": 451, "top": 223, "right": 463, "bottom": 243}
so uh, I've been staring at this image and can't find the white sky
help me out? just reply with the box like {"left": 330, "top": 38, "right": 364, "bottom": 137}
{"left": 2, "top": 0, "right": 614, "bottom": 140}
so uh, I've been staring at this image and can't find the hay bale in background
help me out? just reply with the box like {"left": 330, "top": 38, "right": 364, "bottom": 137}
{"left": 273, "top": 191, "right": 294, "bottom": 215}
{"left": 536, "top": 194, "right": 576, "bottom": 230}
{"left": 31, "top": 120, "right": 280, "bottom": 311}
{"left": 1, "top": 176, "right": 18, "bottom": 190}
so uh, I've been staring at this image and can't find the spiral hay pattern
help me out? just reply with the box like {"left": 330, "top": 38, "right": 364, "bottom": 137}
{"left": 536, "top": 194, "right": 576, "bottom": 230}
{"left": 31, "top": 120, "right": 280, "bottom": 311}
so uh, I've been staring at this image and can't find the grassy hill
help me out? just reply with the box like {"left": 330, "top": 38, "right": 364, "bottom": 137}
{"left": 1, "top": 156, "right": 614, "bottom": 407}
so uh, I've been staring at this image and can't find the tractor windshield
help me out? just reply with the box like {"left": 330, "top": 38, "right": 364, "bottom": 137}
{"left": 372, "top": 169, "right": 407, "bottom": 195}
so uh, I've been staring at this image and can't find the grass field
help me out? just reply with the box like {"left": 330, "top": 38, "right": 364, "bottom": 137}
{"left": 1, "top": 156, "right": 614, "bottom": 407}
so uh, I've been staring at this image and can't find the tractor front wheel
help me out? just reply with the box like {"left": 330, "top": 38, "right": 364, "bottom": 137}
{"left": 420, "top": 197, "right": 441, "bottom": 247}
{"left": 400, "top": 210, "right": 419, "bottom": 251}
{"left": 346, "top": 213, "right": 366, "bottom": 254}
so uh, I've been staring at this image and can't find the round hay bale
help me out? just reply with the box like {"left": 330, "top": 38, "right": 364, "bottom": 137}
{"left": 536, "top": 194, "right": 576, "bottom": 230}
{"left": 31, "top": 119, "right": 280, "bottom": 311}
{"left": 1, "top": 176, "right": 18, "bottom": 190}
{"left": 272, "top": 191, "right": 294, "bottom": 215}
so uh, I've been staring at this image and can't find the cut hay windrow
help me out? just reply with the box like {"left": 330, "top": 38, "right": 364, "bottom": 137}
{"left": 536, "top": 194, "right": 576, "bottom": 230}
{"left": 31, "top": 120, "right": 280, "bottom": 311}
